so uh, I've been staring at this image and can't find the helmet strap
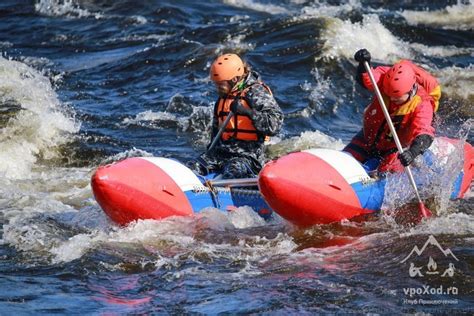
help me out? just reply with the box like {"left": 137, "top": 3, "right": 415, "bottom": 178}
{"left": 408, "top": 83, "right": 418, "bottom": 100}
{"left": 230, "top": 77, "right": 246, "bottom": 92}
{"left": 236, "top": 78, "right": 246, "bottom": 91}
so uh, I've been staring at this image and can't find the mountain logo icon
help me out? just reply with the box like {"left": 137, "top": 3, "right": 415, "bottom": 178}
{"left": 401, "top": 235, "right": 459, "bottom": 263}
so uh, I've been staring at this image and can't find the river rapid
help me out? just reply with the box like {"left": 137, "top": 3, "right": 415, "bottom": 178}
{"left": 0, "top": 1, "right": 473, "bottom": 314}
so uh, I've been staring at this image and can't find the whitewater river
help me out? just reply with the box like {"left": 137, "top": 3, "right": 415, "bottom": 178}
{"left": 0, "top": 1, "right": 472, "bottom": 314}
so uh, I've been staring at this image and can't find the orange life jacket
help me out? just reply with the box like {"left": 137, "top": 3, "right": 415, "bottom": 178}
{"left": 216, "top": 83, "right": 272, "bottom": 142}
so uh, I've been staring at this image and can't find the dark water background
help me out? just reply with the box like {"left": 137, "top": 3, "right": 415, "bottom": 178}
{"left": 0, "top": 0, "right": 473, "bottom": 314}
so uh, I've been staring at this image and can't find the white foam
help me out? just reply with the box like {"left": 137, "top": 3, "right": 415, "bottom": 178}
{"left": 227, "top": 206, "right": 267, "bottom": 228}
{"left": 131, "top": 15, "right": 148, "bottom": 25}
{"left": 35, "top": 0, "right": 103, "bottom": 19}
{"left": 50, "top": 206, "right": 283, "bottom": 263}
{"left": 300, "top": 0, "right": 360, "bottom": 18}
{"left": 31, "top": 205, "right": 292, "bottom": 264}
{"left": 0, "top": 57, "right": 80, "bottom": 179}
{"left": 0, "top": 41, "right": 13, "bottom": 48}
{"left": 321, "top": 14, "right": 412, "bottom": 63}
{"left": 50, "top": 232, "right": 102, "bottom": 263}
{"left": 229, "top": 15, "right": 250, "bottom": 23}
{"left": 35, "top": 0, "right": 147, "bottom": 24}
{"left": 403, "top": 212, "right": 474, "bottom": 236}
{"left": 435, "top": 64, "right": 474, "bottom": 101}
{"left": 267, "top": 130, "right": 345, "bottom": 159}
{"left": 301, "top": 68, "right": 337, "bottom": 115}
{"left": 410, "top": 43, "right": 474, "bottom": 58}
{"left": 382, "top": 137, "right": 468, "bottom": 216}
{"left": 121, "top": 105, "right": 213, "bottom": 145}
{"left": 99, "top": 148, "right": 154, "bottom": 165}
{"left": 122, "top": 110, "right": 178, "bottom": 126}
{"left": 171, "top": 232, "right": 297, "bottom": 279}
{"left": 223, "top": 0, "right": 289, "bottom": 15}
{"left": 211, "top": 34, "right": 256, "bottom": 57}
{"left": 2, "top": 171, "right": 92, "bottom": 238}
{"left": 104, "top": 34, "right": 171, "bottom": 45}
{"left": 402, "top": 2, "right": 474, "bottom": 31}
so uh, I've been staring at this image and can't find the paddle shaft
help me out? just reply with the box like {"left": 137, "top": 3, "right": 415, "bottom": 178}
{"left": 363, "top": 61, "right": 423, "bottom": 204}
{"left": 206, "top": 112, "right": 234, "bottom": 154}
{"left": 208, "top": 177, "right": 258, "bottom": 187}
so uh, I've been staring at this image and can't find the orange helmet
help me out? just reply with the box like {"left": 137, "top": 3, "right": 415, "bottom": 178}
{"left": 382, "top": 62, "right": 416, "bottom": 97}
{"left": 210, "top": 54, "right": 244, "bottom": 82}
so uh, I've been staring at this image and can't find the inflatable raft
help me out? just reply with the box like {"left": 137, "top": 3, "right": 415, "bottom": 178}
{"left": 91, "top": 157, "right": 271, "bottom": 225}
{"left": 258, "top": 138, "right": 474, "bottom": 227}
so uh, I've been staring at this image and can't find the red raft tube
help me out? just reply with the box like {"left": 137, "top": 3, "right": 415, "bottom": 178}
{"left": 91, "top": 157, "right": 272, "bottom": 226}
{"left": 258, "top": 138, "right": 474, "bottom": 228}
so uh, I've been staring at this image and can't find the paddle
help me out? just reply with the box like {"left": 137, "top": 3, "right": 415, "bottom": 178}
{"left": 363, "top": 61, "right": 432, "bottom": 219}
{"left": 206, "top": 112, "right": 234, "bottom": 154}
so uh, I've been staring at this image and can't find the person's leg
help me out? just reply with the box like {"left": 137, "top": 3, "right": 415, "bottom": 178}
{"left": 378, "top": 152, "right": 403, "bottom": 174}
{"left": 343, "top": 130, "right": 371, "bottom": 163}
{"left": 362, "top": 157, "right": 381, "bottom": 177}
{"left": 186, "top": 153, "right": 222, "bottom": 176}
{"left": 222, "top": 156, "right": 261, "bottom": 179}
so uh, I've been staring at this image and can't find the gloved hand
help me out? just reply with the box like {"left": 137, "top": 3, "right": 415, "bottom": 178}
{"left": 398, "top": 134, "right": 433, "bottom": 167}
{"left": 230, "top": 99, "right": 253, "bottom": 117}
{"left": 398, "top": 149, "right": 415, "bottom": 167}
{"left": 354, "top": 49, "right": 371, "bottom": 63}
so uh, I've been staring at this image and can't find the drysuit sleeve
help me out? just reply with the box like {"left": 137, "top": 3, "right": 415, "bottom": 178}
{"left": 357, "top": 65, "right": 391, "bottom": 91}
{"left": 244, "top": 84, "right": 284, "bottom": 136}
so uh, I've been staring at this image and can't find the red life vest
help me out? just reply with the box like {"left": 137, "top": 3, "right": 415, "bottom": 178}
{"left": 216, "top": 83, "right": 272, "bottom": 142}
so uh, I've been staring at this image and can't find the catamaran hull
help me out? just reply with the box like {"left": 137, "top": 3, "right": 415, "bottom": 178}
{"left": 259, "top": 138, "right": 474, "bottom": 227}
{"left": 91, "top": 157, "right": 271, "bottom": 225}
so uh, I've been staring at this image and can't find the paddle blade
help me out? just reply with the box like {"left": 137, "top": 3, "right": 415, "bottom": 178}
{"left": 419, "top": 201, "right": 432, "bottom": 219}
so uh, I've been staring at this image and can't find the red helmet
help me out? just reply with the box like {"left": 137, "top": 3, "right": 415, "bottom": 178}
{"left": 210, "top": 54, "right": 244, "bottom": 82}
{"left": 382, "top": 62, "right": 416, "bottom": 97}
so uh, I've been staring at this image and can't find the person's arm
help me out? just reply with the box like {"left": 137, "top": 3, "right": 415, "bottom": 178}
{"left": 398, "top": 134, "right": 434, "bottom": 167}
{"left": 360, "top": 66, "right": 390, "bottom": 92}
{"left": 354, "top": 49, "right": 390, "bottom": 91}
{"left": 233, "top": 84, "right": 284, "bottom": 136}
{"left": 398, "top": 101, "right": 435, "bottom": 166}
{"left": 343, "top": 129, "right": 371, "bottom": 163}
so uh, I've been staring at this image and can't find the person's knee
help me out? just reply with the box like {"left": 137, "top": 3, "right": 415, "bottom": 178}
{"left": 222, "top": 158, "right": 257, "bottom": 179}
